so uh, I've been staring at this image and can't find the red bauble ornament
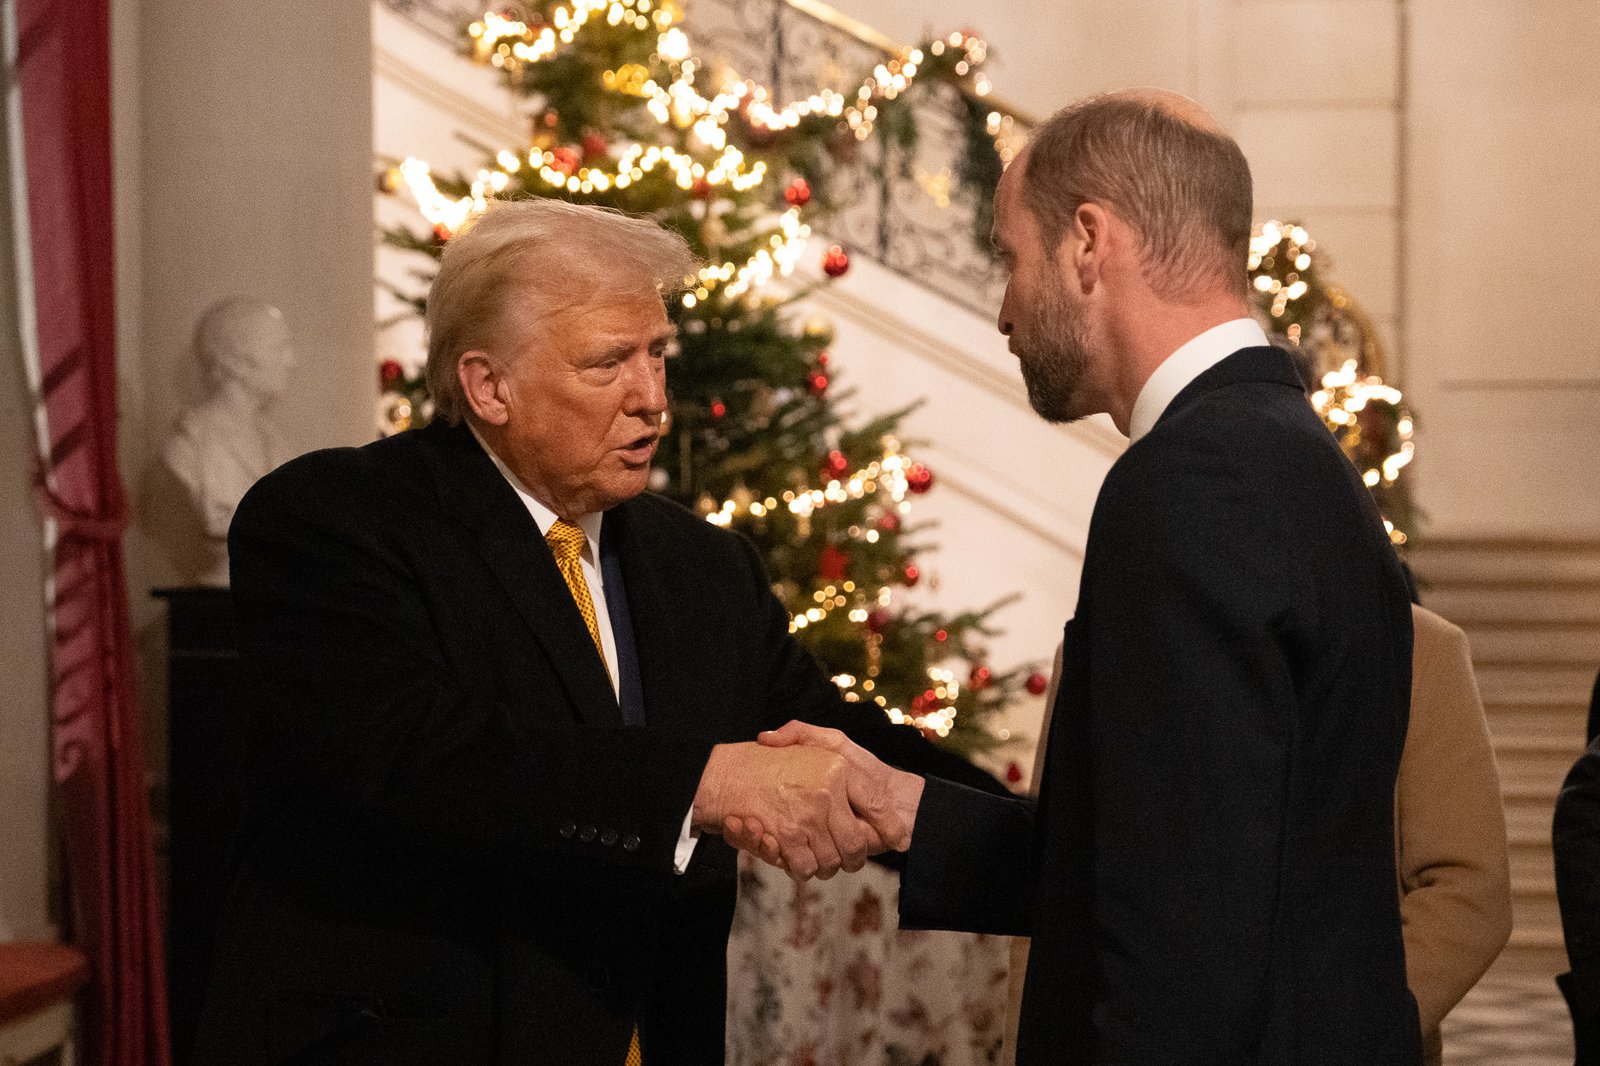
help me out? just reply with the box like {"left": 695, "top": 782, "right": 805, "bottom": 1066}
{"left": 379, "top": 359, "right": 403, "bottom": 386}
{"left": 1005, "top": 762, "right": 1024, "bottom": 785}
{"left": 822, "top": 244, "right": 850, "bottom": 277}
{"left": 784, "top": 177, "right": 812, "bottom": 207}
{"left": 710, "top": 399, "right": 727, "bottom": 419}
{"left": 691, "top": 177, "right": 713, "bottom": 199}
{"left": 906, "top": 463, "right": 934, "bottom": 494}
{"left": 934, "top": 628, "right": 948, "bottom": 642}
{"left": 903, "top": 564, "right": 921, "bottom": 588}
{"left": 877, "top": 512, "right": 900, "bottom": 533}
{"left": 807, "top": 371, "right": 830, "bottom": 396}
{"left": 1025, "top": 672, "right": 1050, "bottom": 696}
{"left": 824, "top": 450, "right": 851, "bottom": 478}
{"left": 433, "top": 223, "right": 453, "bottom": 242}
{"left": 581, "top": 130, "right": 609, "bottom": 160}
{"left": 969, "top": 663, "right": 992, "bottom": 690}
{"left": 550, "top": 146, "right": 581, "bottom": 175}
{"left": 818, "top": 544, "right": 851, "bottom": 581}
{"left": 816, "top": 351, "right": 830, "bottom": 368}
{"left": 866, "top": 608, "right": 891, "bottom": 633}
{"left": 911, "top": 693, "right": 927, "bottom": 712}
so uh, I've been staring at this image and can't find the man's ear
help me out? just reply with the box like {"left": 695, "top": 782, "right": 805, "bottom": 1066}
{"left": 458, "top": 350, "right": 510, "bottom": 426}
{"left": 1070, "top": 202, "right": 1109, "bottom": 293}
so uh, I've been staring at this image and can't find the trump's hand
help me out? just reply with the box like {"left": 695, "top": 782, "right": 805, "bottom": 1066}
{"left": 691, "top": 741, "right": 874, "bottom": 880}
{"left": 755, "top": 721, "right": 926, "bottom": 854}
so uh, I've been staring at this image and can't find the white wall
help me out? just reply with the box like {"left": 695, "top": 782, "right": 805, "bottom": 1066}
{"left": 0, "top": 54, "right": 53, "bottom": 941}
{"left": 126, "top": 0, "right": 376, "bottom": 487}
{"left": 1403, "top": 0, "right": 1600, "bottom": 538}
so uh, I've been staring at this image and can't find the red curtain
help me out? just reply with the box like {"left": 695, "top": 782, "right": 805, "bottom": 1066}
{"left": 14, "top": 0, "right": 170, "bottom": 1062}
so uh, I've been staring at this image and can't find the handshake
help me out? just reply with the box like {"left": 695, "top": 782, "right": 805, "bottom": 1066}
{"left": 691, "top": 722, "right": 927, "bottom": 881}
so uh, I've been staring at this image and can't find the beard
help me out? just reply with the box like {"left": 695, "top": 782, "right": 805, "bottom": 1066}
{"left": 1012, "top": 280, "right": 1091, "bottom": 424}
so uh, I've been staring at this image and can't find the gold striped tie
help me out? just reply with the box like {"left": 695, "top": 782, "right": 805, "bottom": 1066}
{"left": 544, "top": 519, "right": 611, "bottom": 682}
{"left": 545, "top": 521, "right": 637, "bottom": 1064}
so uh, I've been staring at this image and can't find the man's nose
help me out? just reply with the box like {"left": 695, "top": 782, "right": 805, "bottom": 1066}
{"left": 625, "top": 359, "right": 667, "bottom": 416}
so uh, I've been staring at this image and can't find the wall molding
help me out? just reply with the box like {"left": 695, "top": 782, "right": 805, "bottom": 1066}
{"left": 372, "top": 44, "right": 524, "bottom": 153}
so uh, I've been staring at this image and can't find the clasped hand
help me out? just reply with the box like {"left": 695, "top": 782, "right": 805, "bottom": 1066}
{"left": 691, "top": 722, "right": 924, "bottom": 881}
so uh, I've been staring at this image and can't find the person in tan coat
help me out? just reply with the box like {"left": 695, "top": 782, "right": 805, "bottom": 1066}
{"left": 1001, "top": 603, "right": 1511, "bottom": 1065}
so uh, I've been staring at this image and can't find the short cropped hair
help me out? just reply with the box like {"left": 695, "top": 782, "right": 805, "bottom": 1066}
{"left": 1020, "top": 94, "right": 1253, "bottom": 299}
{"left": 425, "top": 198, "right": 694, "bottom": 424}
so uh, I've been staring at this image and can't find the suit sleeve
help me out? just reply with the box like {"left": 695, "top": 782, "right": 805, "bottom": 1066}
{"left": 897, "top": 643, "right": 1066, "bottom": 936}
{"left": 1081, "top": 445, "right": 1309, "bottom": 1059}
{"left": 1556, "top": 736, "right": 1600, "bottom": 1055}
{"left": 228, "top": 460, "right": 714, "bottom": 876}
{"left": 1396, "top": 613, "right": 1511, "bottom": 1033}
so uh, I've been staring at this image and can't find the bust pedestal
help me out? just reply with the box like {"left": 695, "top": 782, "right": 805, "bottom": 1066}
{"left": 151, "top": 587, "right": 244, "bottom": 1066}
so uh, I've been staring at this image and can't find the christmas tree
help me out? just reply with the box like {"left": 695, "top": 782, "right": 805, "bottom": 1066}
{"left": 376, "top": 1, "right": 1042, "bottom": 757}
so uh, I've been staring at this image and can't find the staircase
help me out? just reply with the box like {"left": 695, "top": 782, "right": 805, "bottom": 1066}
{"left": 1410, "top": 538, "right": 1600, "bottom": 978}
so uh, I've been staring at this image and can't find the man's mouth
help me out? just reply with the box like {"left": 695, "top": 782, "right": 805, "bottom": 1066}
{"left": 618, "top": 433, "right": 659, "bottom": 463}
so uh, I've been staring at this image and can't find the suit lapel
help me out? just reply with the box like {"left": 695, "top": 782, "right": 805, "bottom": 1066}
{"left": 599, "top": 514, "right": 646, "bottom": 727}
{"left": 608, "top": 499, "right": 714, "bottom": 739}
{"left": 418, "top": 421, "right": 621, "bottom": 727}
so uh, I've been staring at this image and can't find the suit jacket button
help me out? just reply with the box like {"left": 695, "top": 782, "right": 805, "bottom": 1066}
{"left": 558, "top": 821, "right": 577, "bottom": 839}
{"left": 578, "top": 825, "right": 597, "bottom": 843}
{"left": 600, "top": 828, "right": 618, "bottom": 847}
{"left": 621, "top": 833, "right": 641, "bottom": 852}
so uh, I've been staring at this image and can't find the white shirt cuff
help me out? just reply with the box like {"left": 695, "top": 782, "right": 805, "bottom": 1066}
{"left": 673, "top": 808, "right": 699, "bottom": 874}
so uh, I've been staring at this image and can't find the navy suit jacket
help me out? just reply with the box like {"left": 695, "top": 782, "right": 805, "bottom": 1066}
{"left": 900, "top": 347, "right": 1420, "bottom": 1065}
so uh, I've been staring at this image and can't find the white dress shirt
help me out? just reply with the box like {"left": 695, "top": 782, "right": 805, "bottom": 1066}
{"left": 1126, "top": 318, "right": 1270, "bottom": 444}
{"left": 471, "top": 425, "right": 698, "bottom": 872}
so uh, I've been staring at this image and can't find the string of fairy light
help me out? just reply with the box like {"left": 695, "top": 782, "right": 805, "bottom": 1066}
{"left": 391, "top": 4, "right": 1013, "bottom": 309}
{"left": 1250, "top": 220, "right": 1417, "bottom": 545}
{"left": 699, "top": 440, "right": 956, "bottom": 734}
{"left": 1312, "top": 361, "right": 1415, "bottom": 544}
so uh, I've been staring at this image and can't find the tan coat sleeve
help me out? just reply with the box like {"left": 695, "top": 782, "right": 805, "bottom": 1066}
{"left": 1397, "top": 605, "right": 1513, "bottom": 1038}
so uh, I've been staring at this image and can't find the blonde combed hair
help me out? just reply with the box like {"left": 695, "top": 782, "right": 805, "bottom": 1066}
{"left": 424, "top": 199, "right": 695, "bottom": 424}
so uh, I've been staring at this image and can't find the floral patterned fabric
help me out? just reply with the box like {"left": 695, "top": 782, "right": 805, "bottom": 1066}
{"left": 726, "top": 852, "right": 1010, "bottom": 1066}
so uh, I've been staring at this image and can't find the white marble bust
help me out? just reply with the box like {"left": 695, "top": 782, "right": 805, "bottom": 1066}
{"left": 148, "top": 298, "right": 296, "bottom": 586}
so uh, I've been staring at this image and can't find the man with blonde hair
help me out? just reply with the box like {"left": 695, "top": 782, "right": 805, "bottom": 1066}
{"left": 195, "top": 198, "right": 995, "bottom": 1065}
{"left": 759, "top": 89, "right": 1421, "bottom": 1064}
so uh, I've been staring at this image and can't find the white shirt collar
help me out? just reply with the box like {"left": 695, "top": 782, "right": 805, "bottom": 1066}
{"left": 1127, "top": 318, "right": 1270, "bottom": 444}
{"left": 467, "top": 423, "right": 604, "bottom": 557}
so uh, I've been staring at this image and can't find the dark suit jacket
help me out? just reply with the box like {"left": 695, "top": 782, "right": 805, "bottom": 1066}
{"left": 899, "top": 347, "right": 1420, "bottom": 1065}
{"left": 1555, "top": 708, "right": 1600, "bottom": 1064}
{"left": 194, "top": 419, "right": 999, "bottom": 1066}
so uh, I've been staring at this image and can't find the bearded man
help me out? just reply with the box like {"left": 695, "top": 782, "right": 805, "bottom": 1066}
{"left": 758, "top": 89, "right": 1420, "bottom": 1065}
